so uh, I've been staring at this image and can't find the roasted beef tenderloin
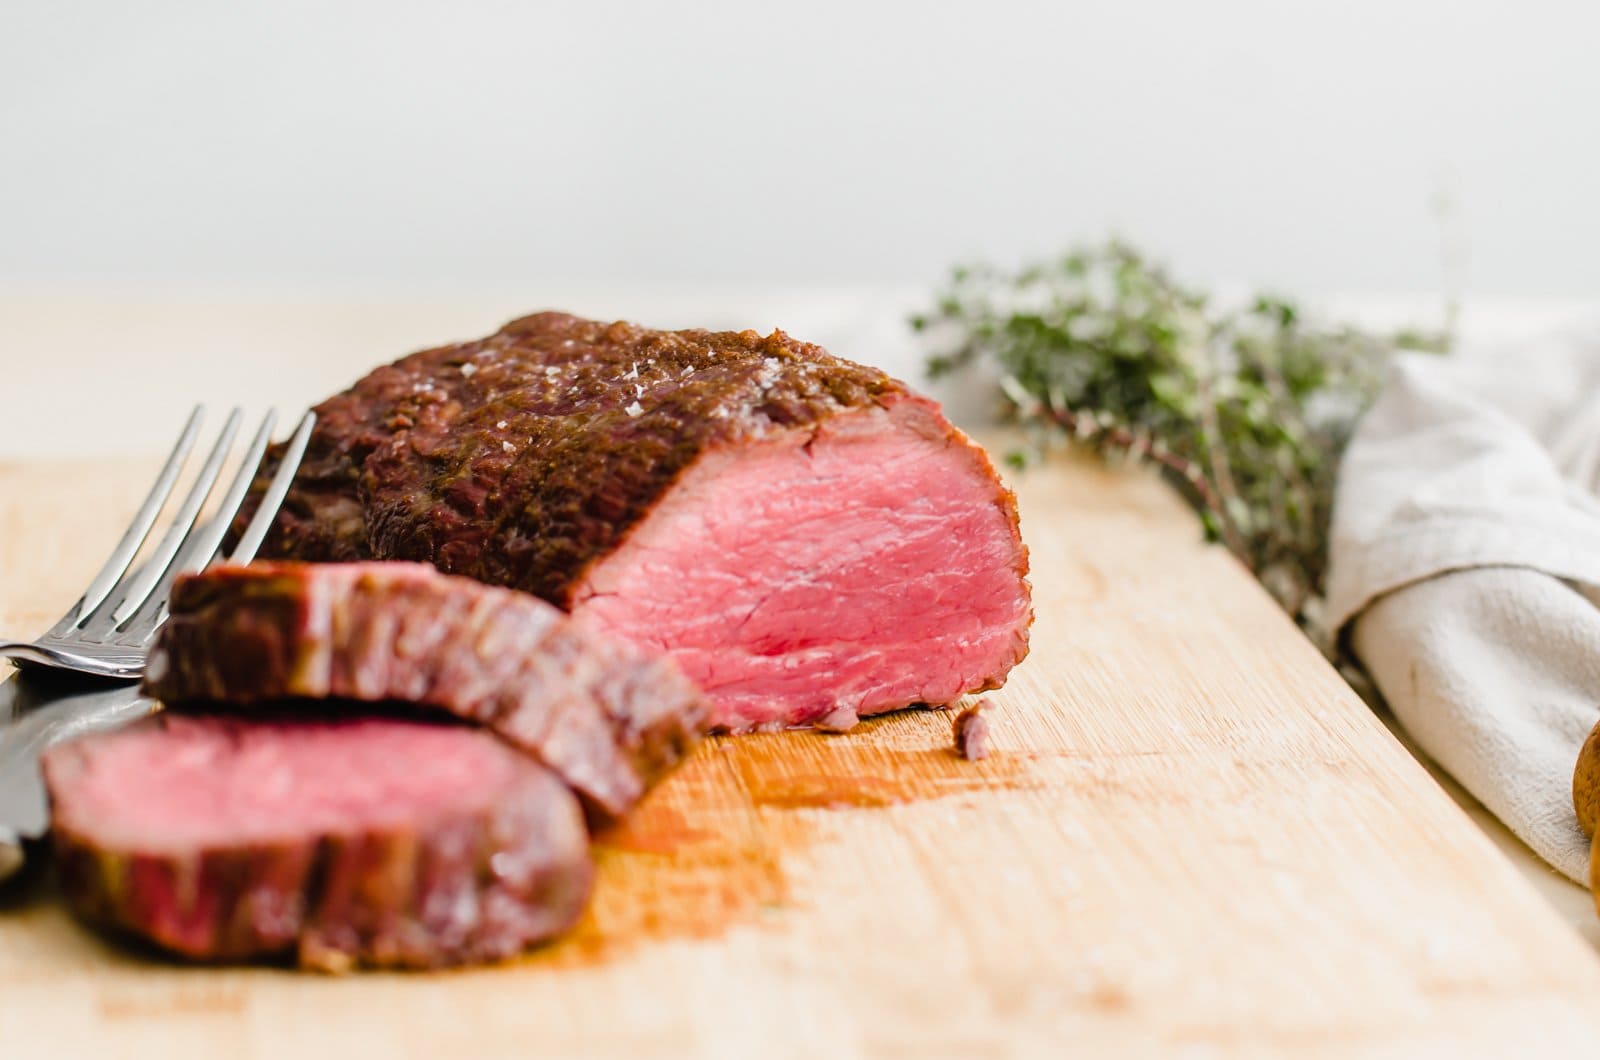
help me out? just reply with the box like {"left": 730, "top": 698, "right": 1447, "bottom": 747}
{"left": 44, "top": 714, "right": 593, "bottom": 971}
{"left": 247, "top": 312, "right": 1032, "bottom": 732}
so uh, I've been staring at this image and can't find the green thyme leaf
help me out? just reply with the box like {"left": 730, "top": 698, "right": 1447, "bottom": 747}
{"left": 914, "top": 240, "right": 1450, "bottom": 646}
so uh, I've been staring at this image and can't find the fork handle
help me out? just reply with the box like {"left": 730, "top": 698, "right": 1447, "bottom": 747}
{"left": 0, "top": 643, "right": 50, "bottom": 667}
{"left": 0, "top": 642, "right": 144, "bottom": 680}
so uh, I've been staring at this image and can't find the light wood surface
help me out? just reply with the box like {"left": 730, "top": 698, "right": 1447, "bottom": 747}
{"left": 3, "top": 447, "right": 1600, "bottom": 1058}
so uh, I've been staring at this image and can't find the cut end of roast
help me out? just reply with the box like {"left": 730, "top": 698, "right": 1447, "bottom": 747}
{"left": 44, "top": 714, "right": 593, "bottom": 970}
{"left": 571, "top": 395, "right": 1031, "bottom": 732}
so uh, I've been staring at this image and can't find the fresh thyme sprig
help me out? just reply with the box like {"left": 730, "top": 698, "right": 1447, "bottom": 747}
{"left": 912, "top": 240, "right": 1448, "bottom": 646}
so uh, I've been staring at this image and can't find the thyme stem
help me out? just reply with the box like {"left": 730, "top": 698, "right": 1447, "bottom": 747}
{"left": 913, "top": 240, "right": 1449, "bottom": 645}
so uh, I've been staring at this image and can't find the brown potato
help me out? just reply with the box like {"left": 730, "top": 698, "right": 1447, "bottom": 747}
{"left": 1572, "top": 718, "right": 1600, "bottom": 840}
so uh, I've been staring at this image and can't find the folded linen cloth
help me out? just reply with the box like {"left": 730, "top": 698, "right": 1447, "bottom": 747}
{"left": 1328, "top": 325, "right": 1600, "bottom": 883}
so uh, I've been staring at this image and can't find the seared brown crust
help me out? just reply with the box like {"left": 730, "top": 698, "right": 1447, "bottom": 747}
{"left": 251, "top": 312, "right": 908, "bottom": 605}
{"left": 143, "top": 561, "right": 707, "bottom": 820}
{"left": 45, "top": 717, "right": 594, "bottom": 971}
{"left": 1574, "top": 718, "right": 1600, "bottom": 839}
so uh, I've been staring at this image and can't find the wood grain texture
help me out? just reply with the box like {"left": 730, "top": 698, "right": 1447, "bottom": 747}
{"left": 3, "top": 447, "right": 1600, "bottom": 1058}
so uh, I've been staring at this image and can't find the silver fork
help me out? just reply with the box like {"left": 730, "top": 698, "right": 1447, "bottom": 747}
{"left": 0, "top": 406, "right": 316, "bottom": 680}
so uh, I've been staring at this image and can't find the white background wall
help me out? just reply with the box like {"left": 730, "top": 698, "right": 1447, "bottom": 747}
{"left": 4, "top": 0, "right": 1598, "bottom": 298}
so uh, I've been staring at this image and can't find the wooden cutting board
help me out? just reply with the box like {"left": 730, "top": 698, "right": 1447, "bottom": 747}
{"left": 3, "top": 446, "right": 1600, "bottom": 1058}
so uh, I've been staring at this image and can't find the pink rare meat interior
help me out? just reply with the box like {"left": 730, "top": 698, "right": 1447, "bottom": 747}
{"left": 571, "top": 401, "right": 1031, "bottom": 731}
{"left": 53, "top": 716, "right": 515, "bottom": 850}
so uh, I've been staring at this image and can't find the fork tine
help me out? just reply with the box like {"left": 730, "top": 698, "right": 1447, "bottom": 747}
{"left": 63, "top": 405, "right": 204, "bottom": 626}
{"left": 167, "top": 408, "right": 278, "bottom": 578}
{"left": 95, "top": 408, "right": 243, "bottom": 628}
{"left": 108, "top": 411, "right": 281, "bottom": 645}
{"left": 229, "top": 410, "right": 315, "bottom": 564}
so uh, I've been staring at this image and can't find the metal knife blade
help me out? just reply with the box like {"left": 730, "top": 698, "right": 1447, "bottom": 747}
{"left": 0, "top": 669, "right": 159, "bottom": 881}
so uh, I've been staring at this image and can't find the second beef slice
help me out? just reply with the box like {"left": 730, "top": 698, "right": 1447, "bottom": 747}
{"left": 143, "top": 560, "right": 708, "bottom": 819}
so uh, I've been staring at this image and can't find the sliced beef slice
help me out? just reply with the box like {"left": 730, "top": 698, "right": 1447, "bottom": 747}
{"left": 249, "top": 311, "right": 1032, "bottom": 732}
{"left": 142, "top": 560, "right": 707, "bottom": 820}
{"left": 44, "top": 714, "right": 593, "bottom": 970}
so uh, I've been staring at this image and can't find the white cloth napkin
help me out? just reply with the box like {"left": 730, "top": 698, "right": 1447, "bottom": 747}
{"left": 1327, "top": 325, "right": 1600, "bottom": 883}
